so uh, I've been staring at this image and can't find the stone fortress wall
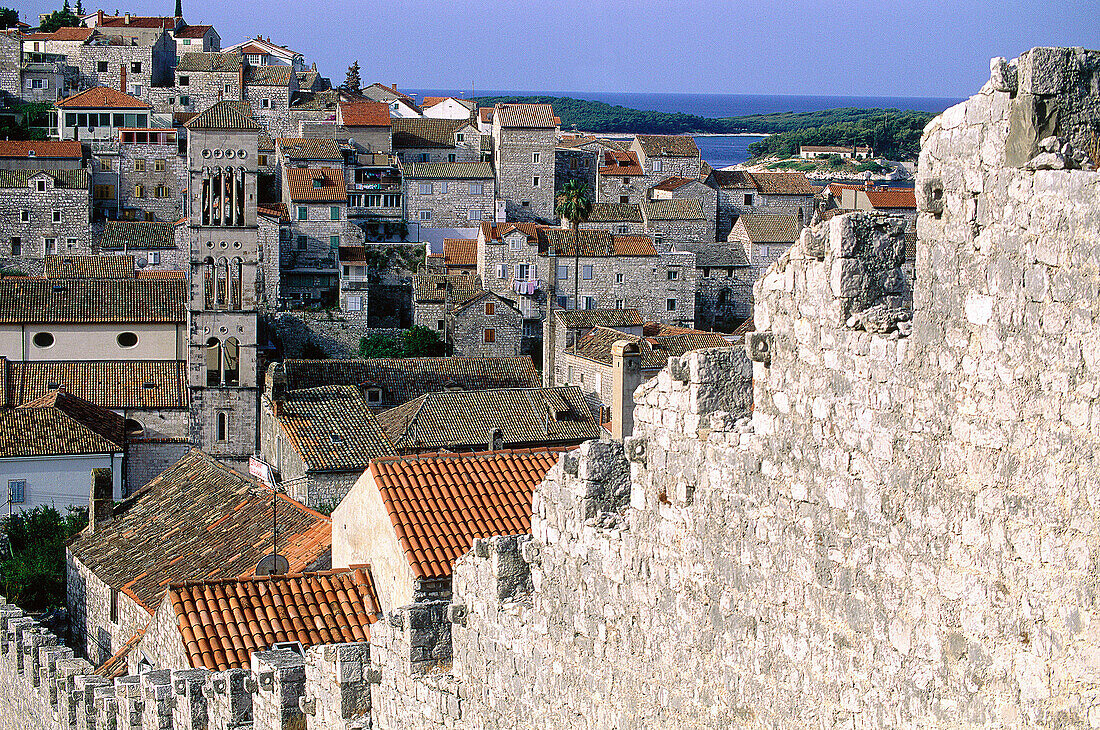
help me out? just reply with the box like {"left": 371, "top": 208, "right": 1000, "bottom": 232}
{"left": 0, "top": 47, "right": 1099, "bottom": 730}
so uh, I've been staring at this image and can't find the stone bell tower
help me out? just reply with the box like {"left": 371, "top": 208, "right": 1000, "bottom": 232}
{"left": 184, "top": 101, "right": 262, "bottom": 465}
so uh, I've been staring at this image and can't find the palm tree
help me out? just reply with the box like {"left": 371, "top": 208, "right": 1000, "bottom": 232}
{"left": 554, "top": 180, "right": 593, "bottom": 310}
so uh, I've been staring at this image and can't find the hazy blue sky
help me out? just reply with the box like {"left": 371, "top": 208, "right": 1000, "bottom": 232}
{"left": 23, "top": 0, "right": 1100, "bottom": 98}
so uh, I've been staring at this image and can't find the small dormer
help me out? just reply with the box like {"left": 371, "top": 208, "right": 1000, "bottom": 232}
{"left": 30, "top": 173, "right": 52, "bottom": 192}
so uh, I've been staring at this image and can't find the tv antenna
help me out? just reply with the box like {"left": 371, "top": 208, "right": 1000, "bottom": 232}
{"left": 255, "top": 483, "right": 288, "bottom": 576}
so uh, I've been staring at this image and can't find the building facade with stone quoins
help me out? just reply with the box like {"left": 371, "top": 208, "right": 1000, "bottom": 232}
{"left": 0, "top": 169, "right": 91, "bottom": 260}
{"left": 400, "top": 161, "right": 497, "bottom": 228}
{"left": 709, "top": 169, "right": 816, "bottom": 241}
{"left": 491, "top": 103, "right": 558, "bottom": 222}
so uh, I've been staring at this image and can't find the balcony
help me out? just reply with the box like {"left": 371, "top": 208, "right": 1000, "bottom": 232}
{"left": 511, "top": 279, "right": 542, "bottom": 296}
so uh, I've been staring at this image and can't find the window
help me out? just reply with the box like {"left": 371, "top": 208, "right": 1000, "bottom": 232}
{"left": 622, "top": 178, "right": 629, "bottom": 185}
{"left": 496, "top": 264, "right": 508, "bottom": 279}
{"left": 615, "top": 299, "right": 624, "bottom": 309}
{"left": 179, "top": 95, "right": 190, "bottom": 106}
{"left": 440, "top": 182, "right": 448, "bottom": 194}
{"left": 19, "top": 210, "right": 28, "bottom": 222}
{"left": 532, "top": 176, "right": 540, "bottom": 187}
{"left": 467, "top": 207, "right": 482, "bottom": 221}
{"left": 485, "top": 301, "right": 495, "bottom": 315}
{"left": 346, "top": 295, "right": 362, "bottom": 311}
{"left": 32, "top": 331, "right": 54, "bottom": 348}
{"left": 100, "top": 158, "right": 113, "bottom": 171}
{"left": 616, "top": 273, "right": 623, "bottom": 284}
{"left": 582, "top": 265, "right": 593, "bottom": 280}
{"left": 483, "top": 328, "right": 495, "bottom": 343}
{"left": 297, "top": 206, "right": 307, "bottom": 220}
{"left": 653, "top": 234, "right": 663, "bottom": 248}
{"left": 149, "top": 252, "right": 160, "bottom": 264}
{"left": 516, "top": 263, "right": 530, "bottom": 280}
{"left": 383, "top": 193, "right": 400, "bottom": 207}
{"left": 66, "top": 237, "right": 77, "bottom": 249}
{"left": 296, "top": 235, "right": 307, "bottom": 250}
{"left": 330, "top": 235, "right": 340, "bottom": 250}
{"left": 653, "top": 159, "right": 663, "bottom": 172}
{"left": 532, "top": 152, "right": 540, "bottom": 164}
{"left": 584, "top": 296, "right": 597, "bottom": 310}
{"left": 10, "top": 238, "right": 20, "bottom": 256}
{"left": 261, "top": 98, "right": 271, "bottom": 109}
{"left": 117, "top": 332, "right": 138, "bottom": 348}
{"left": 558, "top": 295, "right": 570, "bottom": 308}
{"left": 155, "top": 185, "right": 169, "bottom": 198}
{"left": 417, "top": 153, "right": 430, "bottom": 163}
{"left": 134, "top": 159, "right": 145, "bottom": 172}
{"left": 36, "top": 180, "right": 46, "bottom": 192}
{"left": 7, "top": 479, "right": 25, "bottom": 505}
{"left": 702, "top": 267, "right": 710, "bottom": 278}
{"left": 131, "top": 61, "right": 142, "bottom": 73}
{"left": 419, "top": 210, "right": 431, "bottom": 221}
{"left": 366, "top": 387, "right": 382, "bottom": 403}
{"left": 182, "top": 38, "right": 191, "bottom": 45}
{"left": 134, "top": 184, "right": 145, "bottom": 198}
{"left": 666, "top": 298, "right": 677, "bottom": 312}
{"left": 469, "top": 182, "right": 483, "bottom": 195}
{"left": 509, "top": 237, "right": 522, "bottom": 251}
{"left": 330, "top": 206, "right": 340, "bottom": 221}
{"left": 97, "top": 61, "right": 108, "bottom": 73}
{"left": 521, "top": 201, "right": 530, "bottom": 207}
{"left": 437, "top": 320, "right": 445, "bottom": 331}
{"left": 223, "top": 83, "right": 233, "bottom": 94}
{"left": 448, "top": 153, "right": 456, "bottom": 163}
{"left": 418, "top": 183, "right": 433, "bottom": 195}
{"left": 258, "top": 154, "right": 268, "bottom": 166}
{"left": 94, "top": 185, "right": 116, "bottom": 200}
{"left": 154, "top": 159, "right": 165, "bottom": 171}
{"left": 216, "top": 412, "right": 228, "bottom": 442}
{"left": 620, "top": 195, "right": 629, "bottom": 204}
{"left": 456, "top": 133, "right": 465, "bottom": 142}
{"left": 744, "top": 194, "right": 753, "bottom": 206}
{"left": 178, "top": 75, "right": 189, "bottom": 86}
{"left": 557, "top": 265, "right": 568, "bottom": 281}
{"left": 616, "top": 225, "right": 629, "bottom": 234}
{"left": 667, "top": 269, "right": 679, "bottom": 280}
{"left": 44, "top": 238, "right": 57, "bottom": 255}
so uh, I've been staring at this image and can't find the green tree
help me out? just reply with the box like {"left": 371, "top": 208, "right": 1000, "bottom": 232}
{"left": 174, "top": 0, "right": 182, "bottom": 18}
{"left": 402, "top": 325, "right": 443, "bottom": 357}
{"left": 554, "top": 180, "right": 593, "bottom": 310}
{"left": 0, "top": 7, "right": 19, "bottom": 28}
{"left": 1, "top": 505, "right": 87, "bottom": 610}
{"left": 344, "top": 61, "right": 362, "bottom": 94}
{"left": 39, "top": 2, "right": 81, "bottom": 31}
{"left": 358, "top": 331, "right": 403, "bottom": 358}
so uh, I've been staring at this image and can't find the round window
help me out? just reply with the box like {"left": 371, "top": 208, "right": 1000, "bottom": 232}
{"left": 117, "top": 332, "right": 138, "bottom": 348}
{"left": 225, "top": 149, "right": 235, "bottom": 158}
{"left": 213, "top": 149, "right": 223, "bottom": 158}
{"left": 201, "top": 149, "right": 211, "bottom": 158}
{"left": 32, "top": 331, "right": 54, "bottom": 348}
{"left": 237, "top": 149, "right": 247, "bottom": 158}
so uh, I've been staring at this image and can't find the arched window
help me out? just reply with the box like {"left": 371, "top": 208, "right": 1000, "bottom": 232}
{"left": 798, "top": 207, "right": 804, "bottom": 226}
{"left": 230, "top": 257, "right": 243, "bottom": 310}
{"left": 124, "top": 418, "right": 144, "bottom": 438}
{"left": 216, "top": 412, "right": 228, "bottom": 442}
{"left": 223, "top": 337, "right": 240, "bottom": 386}
{"left": 203, "top": 257, "right": 215, "bottom": 309}
{"left": 216, "top": 258, "right": 228, "bottom": 308}
{"left": 718, "top": 288, "right": 731, "bottom": 306}
{"left": 205, "top": 337, "right": 221, "bottom": 385}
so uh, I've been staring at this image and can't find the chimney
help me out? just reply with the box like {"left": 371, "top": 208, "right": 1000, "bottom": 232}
{"left": 124, "top": 12, "right": 131, "bottom": 24}
{"left": 488, "top": 427, "right": 503, "bottom": 452}
{"left": 239, "top": 62, "right": 244, "bottom": 99}
{"left": 391, "top": 83, "right": 397, "bottom": 91}
{"left": 119, "top": 64, "right": 126, "bottom": 93}
{"left": 89, "top": 468, "right": 113, "bottom": 533}
{"left": 97, "top": 9, "right": 104, "bottom": 24}
{"left": 611, "top": 340, "right": 642, "bottom": 440}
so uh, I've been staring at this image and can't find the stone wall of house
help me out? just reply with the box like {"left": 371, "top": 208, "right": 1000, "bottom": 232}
{"left": 0, "top": 182, "right": 91, "bottom": 258}
{"left": 644, "top": 215, "right": 710, "bottom": 247}
{"left": 598, "top": 172, "right": 645, "bottom": 206}
{"left": 693, "top": 262, "right": 753, "bottom": 331}
{"left": 123, "top": 439, "right": 191, "bottom": 495}
{"left": 65, "top": 553, "right": 152, "bottom": 667}
{"left": 74, "top": 36, "right": 172, "bottom": 100}
{"left": 451, "top": 297, "right": 522, "bottom": 358}
{"left": 554, "top": 148, "right": 597, "bottom": 192}
{"left": 494, "top": 127, "right": 556, "bottom": 222}
{"left": 404, "top": 178, "right": 496, "bottom": 229}
{"left": 271, "top": 310, "right": 376, "bottom": 359}
{"left": 0, "top": 34, "right": 20, "bottom": 98}
{"left": 117, "top": 144, "right": 186, "bottom": 222}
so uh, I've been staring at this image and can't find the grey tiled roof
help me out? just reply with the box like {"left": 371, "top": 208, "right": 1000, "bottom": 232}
{"left": 4, "top": 360, "right": 188, "bottom": 410}
{"left": 0, "top": 278, "right": 185, "bottom": 323}
{"left": 587, "top": 203, "right": 642, "bottom": 223}
{"left": 412, "top": 273, "right": 483, "bottom": 305}
{"left": 495, "top": 103, "right": 556, "bottom": 128}
{"left": 100, "top": 221, "right": 177, "bottom": 250}
{"left": 736, "top": 213, "right": 800, "bottom": 243}
{"left": 277, "top": 138, "right": 342, "bottom": 161}
{"left": 642, "top": 198, "right": 705, "bottom": 221}
{"left": 44, "top": 255, "right": 134, "bottom": 278}
{"left": 636, "top": 134, "right": 699, "bottom": 158}
{"left": 391, "top": 118, "right": 467, "bottom": 148}
{"left": 175, "top": 52, "right": 241, "bottom": 72}
{"left": 555, "top": 309, "right": 643, "bottom": 328}
{"left": 0, "top": 169, "right": 88, "bottom": 189}
{"left": 0, "top": 390, "right": 125, "bottom": 458}
{"left": 377, "top": 386, "right": 599, "bottom": 452}
{"left": 245, "top": 65, "right": 294, "bottom": 86}
{"left": 185, "top": 100, "right": 261, "bottom": 130}
{"left": 571, "top": 324, "right": 729, "bottom": 369}
{"left": 275, "top": 385, "right": 395, "bottom": 471}
{"left": 673, "top": 242, "right": 750, "bottom": 267}
{"left": 399, "top": 161, "right": 493, "bottom": 179}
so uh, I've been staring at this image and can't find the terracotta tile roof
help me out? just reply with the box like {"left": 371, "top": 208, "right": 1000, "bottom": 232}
{"left": 185, "top": 100, "right": 261, "bottom": 130}
{"left": 587, "top": 202, "right": 642, "bottom": 223}
{"left": 391, "top": 117, "right": 467, "bottom": 149}
{"left": 68, "top": 449, "right": 331, "bottom": 613}
{"left": 0, "top": 389, "right": 125, "bottom": 458}
{"left": 174, "top": 24, "right": 213, "bottom": 39}
{"left": 97, "top": 14, "right": 176, "bottom": 28}
{"left": 29, "top": 27, "right": 96, "bottom": 41}
{"left": 539, "top": 228, "right": 614, "bottom": 257}
{"left": 288, "top": 89, "right": 342, "bottom": 112}
{"left": 443, "top": 238, "right": 477, "bottom": 268}
{"left": 175, "top": 52, "right": 240, "bottom": 73}
{"left": 169, "top": 568, "right": 381, "bottom": 671}
{"left": 479, "top": 108, "right": 493, "bottom": 125}
{"left": 258, "top": 129, "right": 276, "bottom": 152}
{"left": 285, "top": 167, "right": 346, "bottom": 203}
{"left": 480, "top": 221, "right": 540, "bottom": 244}
{"left": 276, "top": 137, "right": 342, "bottom": 161}
{"left": 5, "top": 360, "right": 188, "bottom": 410}
{"left": 258, "top": 202, "right": 290, "bottom": 221}
{"left": 611, "top": 235, "right": 658, "bottom": 256}
{"left": 735, "top": 213, "right": 800, "bottom": 244}
{"left": 673, "top": 241, "right": 749, "bottom": 267}
{"left": 0, "top": 278, "right": 184, "bottom": 324}
{"left": 555, "top": 309, "right": 643, "bottom": 328}
{"left": 43, "top": 255, "right": 134, "bottom": 278}
{"left": 56, "top": 86, "right": 149, "bottom": 109}
{"left": 413, "top": 272, "right": 482, "bottom": 306}
{"left": 571, "top": 324, "right": 729, "bottom": 369}
{"left": 94, "top": 629, "right": 145, "bottom": 679}
{"left": 277, "top": 357, "right": 539, "bottom": 408}
{"left": 0, "top": 169, "right": 88, "bottom": 189}
{"left": 245, "top": 65, "right": 294, "bottom": 86}
{"left": 275, "top": 385, "right": 395, "bottom": 471}
{"left": 377, "top": 386, "right": 599, "bottom": 453}
{"left": 399, "top": 161, "right": 493, "bottom": 179}
{"left": 495, "top": 103, "right": 557, "bottom": 128}
{"left": 364, "top": 82, "right": 414, "bottom": 103}
{"left": 710, "top": 169, "right": 757, "bottom": 189}
{"left": 599, "top": 150, "right": 644, "bottom": 176}
{"left": 642, "top": 198, "right": 705, "bottom": 221}
{"left": 636, "top": 134, "right": 699, "bottom": 158}
{"left": 0, "top": 140, "right": 81, "bottom": 159}
{"left": 750, "top": 172, "right": 815, "bottom": 196}
{"left": 730, "top": 318, "right": 755, "bottom": 337}
{"left": 136, "top": 269, "right": 186, "bottom": 279}
{"left": 369, "top": 449, "right": 567, "bottom": 579}
{"left": 100, "top": 221, "right": 177, "bottom": 250}
{"left": 864, "top": 187, "right": 917, "bottom": 209}
{"left": 652, "top": 175, "right": 697, "bottom": 192}
{"left": 338, "top": 101, "right": 391, "bottom": 127}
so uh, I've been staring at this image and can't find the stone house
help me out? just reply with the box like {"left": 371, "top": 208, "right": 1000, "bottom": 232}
{"left": 491, "top": 103, "right": 558, "bottom": 221}
{"left": 630, "top": 134, "right": 702, "bottom": 188}
{"left": 555, "top": 321, "right": 729, "bottom": 421}
{"left": 640, "top": 198, "right": 711, "bottom": 247}
{"left": 66, "top": 449, "right": 330, "bottom": 667}
{"left": 244, "top": 64, "right": 299, "bottom": 138}
{"left": 441, "top": 237, "right": 477, "bottom": 275}
{"left": 554, "top": 140, "right": 598, "bottom": 193}
{"left": 361, "top": 81, "right": 421, "bottom": 117}
{"left": 172, "top": 52, "right": 242, "bottom": 115}
{"left": 282, "top": 167, "right": 357, "bottom": 306}
{"left": 259, "top": 383, "right": 395, "bottom": 510}
{"left": 577, "top": 202, "right": 645, "bottom": 235}
{"left": 412, "top": 271, "right": 483, "bottom": 335}
{"left": 728, "top": 212, "right": 800, "bottom": 282}
{"left": 135, "top": 569, "right": 380, "bottom": 672}
{"left": 710, "top": 169, "right": 815, "bottom": 239}
{"left": 392, "top": 117, "right": 480, "bottom": 164}
{"left": 20, "top": 26, "right": 96, "bottom": 62}
{"left": 99, "top": 220, "right": 188, "bottom": 270}
{"left": 671, "top": 241, "right": 753, "bottom": 331}
{"left": 223, "top": 36, "right": 305, "bottom": 70}
{"left": 269, "top": 356, "right": 539, "bottom": 411}
{"left": 400, "top": 161, "right": 496, "bottom": 228}
{"left": 421, "top": 96, "right": 475, "bottom": 120}
{"left": 336, "top": 100, "right": 392, "bottom": 153}
{"left": 376, "top": 385, "right": 598, "bottom": 454}
{"left": 596, "top": 149, "right": 646, "bottom": 204}
{"left": 649, "top": 175, "right": 717, "bottom": 238}
{"left": 0, "top": 30, "right": 19, "bottom": 98}
{"left": 450, "top": 290, "right": 524, "bottom": 358}
{"left": 56, "top": 86, "right": 151, "bottom": 143}
{"left": 73, "top": 30, "right": 175, "bottom": 100}
{"left": 332, "top": 449, "right": 564, "bottom": 611}
{"left": 172, "top": 24, "right": 220, "bottom": 54}
{"left": 548, "top": 308, "right": 643, "bottom": 391}
{"left": 0, "top": 168, "right": 91, "bottom": 260}
{"left": 110, "top": 128, "right": 185, "bottom": 222}
{"left": 0, "top": 390, "right": 126, "bottom": 512}
{"left": 0, "top": 140, "right": 82, "bottom": 170}
{"left": 799, "top": 144, "right": 872, "bottom": 159}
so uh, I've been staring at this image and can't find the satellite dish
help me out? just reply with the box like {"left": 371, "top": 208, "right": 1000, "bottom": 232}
{"left": 137, "top": 257, "right": 148, "bottom": 268}
{"left": 255, "top": 553, "right": 289, "bottom": 576}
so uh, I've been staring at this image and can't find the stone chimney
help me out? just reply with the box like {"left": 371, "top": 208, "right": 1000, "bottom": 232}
{"left": 88, "top": 468, "right": 113, "bottom": 533}
{"left": 611, "top": 340, "right": 642, "bottom": 440}
{"left": 124, "top": 12, "right": 131, "bottom": 24}
{"left": 119, "top": 64, "right": 126, "bottom": 93}
{"left": 96, "top": 9, "right": 104, "bottom": 24}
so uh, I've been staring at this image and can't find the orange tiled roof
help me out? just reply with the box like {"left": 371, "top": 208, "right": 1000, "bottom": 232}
{"left": 168, "top": 568, "right": 381, "bottom": 670}
{"left": 25, "top": 27, "right": 95, "bottom": 41}
{"left": 97, "top": 14, "right": 176, "bottom": 29}
{"left": 135, "top": 269, "right": 186, "bottom": 279}
{"left": 611, "top": 235, "right": 658, "bottom": 256}
{"left": 652, "top": 175, "right": 697, "bottom": 192}
{"left": 339, "top": 100, "right": 391, "bottom": 127}
{"left": 864, "top": 187, "right": 916, "bottom": 209}
{"left": 599, "top": 150, "right": 644, "bottom": 176}
{"left": 174, "top": 24, "right": 213, "bottom": 39}
{"left": 286, "top": 167, "right": 346, "bottom": 203}
{"left": 56, "top": 86, "right": 149, "bottom": 109}
{"left": 94, "top": 628, "right": 145, "bottom": 679}
{"left": 0, "top": 140, "right": 81, "bottom": 159}
{"left": 370, "top": 449, "right": 567, "bottom": 578}
{"left": 442, "top": 238, "right": 477, "bottom": 268}
{"left": 495, "top": 103, "right": 556, "bottom": 128}
{"left": 479, "top": 108, "right": 493, "bottom": 124}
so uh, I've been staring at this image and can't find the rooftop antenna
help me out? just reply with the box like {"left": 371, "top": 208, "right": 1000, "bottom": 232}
{"left": 255, "top": 483, "right": 288, "bottom": 576}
